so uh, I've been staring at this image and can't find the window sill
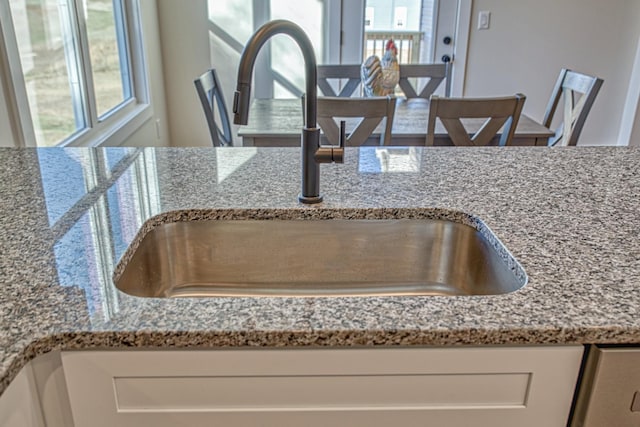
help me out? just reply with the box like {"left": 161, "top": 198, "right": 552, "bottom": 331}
{"left": 62, "top": 103, "right": 154, "bottom": 148}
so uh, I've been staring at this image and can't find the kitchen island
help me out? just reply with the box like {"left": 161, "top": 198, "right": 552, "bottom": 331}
{"left": 1, "top": 146, "right": 639, "bottom": 424}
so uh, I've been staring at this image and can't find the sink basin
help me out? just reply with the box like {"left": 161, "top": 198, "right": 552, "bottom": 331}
{"left": 115, "top": 218, "right": 526, "bottom": 298}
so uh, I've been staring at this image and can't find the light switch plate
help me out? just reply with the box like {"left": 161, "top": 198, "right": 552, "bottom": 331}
{"left": 478, "top": 11, "right": 490, "bottom": 30}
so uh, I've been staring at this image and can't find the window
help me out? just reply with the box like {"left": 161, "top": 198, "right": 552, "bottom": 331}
{"left": 0, "top": 0, "right": 148, "bottom": 147}
{"left": 209, "top": 0, "right": 334, "bottom": 100}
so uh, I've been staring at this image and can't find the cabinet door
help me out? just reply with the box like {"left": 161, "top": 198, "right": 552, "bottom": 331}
{"left": 572, "top": 346, "right": 640, "bottom": 426}
{"left": 0, "top": 365, "right": 45, "bottom": 427}
{"left": 61, "top": 346, "right": 582, "bottom": 427}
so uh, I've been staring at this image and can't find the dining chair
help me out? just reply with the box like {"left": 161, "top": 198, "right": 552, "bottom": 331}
{"left": 194, "top": 69, "right": 233, "bottom": 147}
{"left": 304, "top": 95, "right": 396, "bottom": 146}
{"left": 398, "top": 63, "right": 452, "bottom": 99}
{"left": 426, "top": 94, "right": 526, "bottom": 146}
{"left": 317, "top": 64, "right": 362, "bottom": 97}
{"left": 543, "top": 69, "right": 603, "bottom": 146}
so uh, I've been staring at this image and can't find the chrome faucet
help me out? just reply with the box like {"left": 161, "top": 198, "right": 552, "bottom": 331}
{"left": 232, "top": 19, "right": 344, "bottom": 204}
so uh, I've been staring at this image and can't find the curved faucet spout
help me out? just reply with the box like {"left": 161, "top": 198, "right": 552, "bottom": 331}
{"left": 233, "top": 19, "right": 343, "bottom": 205}
{"left": 233, "top": 20, "right": 317, "bottom": 129}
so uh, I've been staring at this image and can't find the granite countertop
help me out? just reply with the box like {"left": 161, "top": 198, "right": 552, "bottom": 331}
{"left": 1, "top": 146, "right": 639, "bottom": 395}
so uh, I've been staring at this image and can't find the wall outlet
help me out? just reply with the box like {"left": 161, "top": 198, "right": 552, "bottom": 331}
{"left": 478, "top": 11, "right": 491, "bottom": 30}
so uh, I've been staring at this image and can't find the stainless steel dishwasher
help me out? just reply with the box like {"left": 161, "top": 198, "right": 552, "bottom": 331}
{"left": 571, "top": 345, "right": 640, "bottom": 426}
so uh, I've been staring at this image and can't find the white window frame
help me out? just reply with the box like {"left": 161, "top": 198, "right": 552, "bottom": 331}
{"left": 0, "top": 0, "right": 151, "bottom": 148}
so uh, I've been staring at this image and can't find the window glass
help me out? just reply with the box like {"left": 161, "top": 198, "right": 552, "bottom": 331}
{"left": 364, "top": 0, "right": 431, "bottom": 64}
{"left": 85, "top": 0, "right": 132, "bottom": 117}
{"left": 270, "top": 0, "right": 324, "bottom": 98}
{"left": 9, "top": 0, "right": 86, "bottom": 146}
{"left": 208, "top": 0, "right": 254, "bottom": 44}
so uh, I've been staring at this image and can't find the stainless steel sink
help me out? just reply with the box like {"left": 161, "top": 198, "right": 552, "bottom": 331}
{"left": 115, "top": 219, "right": 526, "bottom": 298}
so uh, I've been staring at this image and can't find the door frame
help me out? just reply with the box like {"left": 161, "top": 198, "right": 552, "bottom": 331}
{"left": 451, "top": 0, "right": 471, "bottom": 96}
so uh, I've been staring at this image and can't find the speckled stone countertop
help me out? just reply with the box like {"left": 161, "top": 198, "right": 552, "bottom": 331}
{"left": 1, "top": 146, "right": 639, "bottom": 395}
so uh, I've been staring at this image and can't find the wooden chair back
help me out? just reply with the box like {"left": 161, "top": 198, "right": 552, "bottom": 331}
{"left": 319, "top": 63, "right": 451, "bottom": 100}
{"left": 543, "top": 69, "right": 603, "bottom": 146}
{"left": 304, "top": 95, "right": 396, "bottom": 146}
{"left": 194, "top": 69, "right": 233, "bottom": 147}
{"left": 317, "top": 65, "right": 362, "bottom": 97}
{"left": 398, "top": 63, "right": 452, "bottom": 99}
{"left": 427, "top": 94, "right": 526, "bottom": 146}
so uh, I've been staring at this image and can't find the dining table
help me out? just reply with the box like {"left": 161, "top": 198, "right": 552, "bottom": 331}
{"left": 237, "top": 97, "right": 554, "bottom": 147}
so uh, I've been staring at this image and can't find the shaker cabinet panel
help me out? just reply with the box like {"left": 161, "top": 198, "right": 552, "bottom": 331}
{"left": 61, "top": 346, "right": 582, "bottom": 427}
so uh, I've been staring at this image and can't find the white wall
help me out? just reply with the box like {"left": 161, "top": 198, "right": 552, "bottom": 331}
{"left": 118, "top": 0, "right": 170, "bottom": 147}
{"left": 157, "top": 0, "right": 211, "bottom": 147}
{"left": 464, "top": 0, "right": 640, "bottom": 146}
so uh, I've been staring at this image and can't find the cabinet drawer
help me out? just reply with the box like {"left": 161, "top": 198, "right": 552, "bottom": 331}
{"left": 62, "top": 346, "right": 582, "bottom": 427}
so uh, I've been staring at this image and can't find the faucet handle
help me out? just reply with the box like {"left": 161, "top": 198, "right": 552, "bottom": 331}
{"left": 315, "top": 120, "right": 345, "bottom": 163}
{"left": 332, "top": 120, "right": 346, "bottom": 163}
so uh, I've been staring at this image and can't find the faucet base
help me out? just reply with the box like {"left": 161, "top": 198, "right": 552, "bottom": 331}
{"left": 298, "top": 194, "right": 323, "bottom": 204}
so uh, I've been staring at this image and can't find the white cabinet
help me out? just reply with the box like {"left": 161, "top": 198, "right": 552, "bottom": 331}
{"left": 0, "top": 363, "right": 45, "bottom": 427}
{"left": 0, "top": 352, "right": 74, "bottom": 427}
{"left": 61, "top": 346, "right": 583, "bottom": 427}
{"left": 572, "top": 346, "right": 640, "bottom": 426}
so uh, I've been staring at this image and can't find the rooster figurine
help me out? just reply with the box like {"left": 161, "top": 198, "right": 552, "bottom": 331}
{"left": 361, "top": 39, "right": 400, "bottom": 97}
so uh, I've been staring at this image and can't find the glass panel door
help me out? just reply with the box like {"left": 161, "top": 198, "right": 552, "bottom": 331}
{"left": 251, "top": 0, "right": 338, "bottom": 99}
{"left": 432, "top": 0, "right": 458, "bottom": 65}
{"left": 363, "top": 0, "right": 459, "bottom": 64}
{"left": 364, "top": 0, "right": 424, "bottom": 64}
{"left": 268, "top": 0, "right": 325, "bottom": 98}
{"left": 359, "top": 0, "right": 463, "bottom": 96}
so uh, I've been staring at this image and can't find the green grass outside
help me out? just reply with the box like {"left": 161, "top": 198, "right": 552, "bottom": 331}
{"left": 20, "top": 0, "right": 126, "bottom": 146}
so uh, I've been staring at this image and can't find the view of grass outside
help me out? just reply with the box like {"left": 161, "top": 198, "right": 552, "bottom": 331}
{"left": 11, "top": 0, "right": 78, "bottom": 146}
{"left": 86, "top": 0, "right": 128, "bottom": 118}
{"left": 10, "top": 0, "right": 128, "bottom": 146}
